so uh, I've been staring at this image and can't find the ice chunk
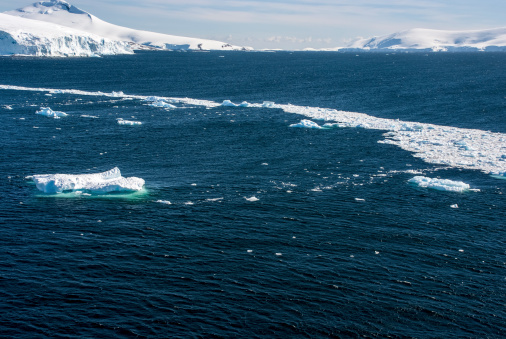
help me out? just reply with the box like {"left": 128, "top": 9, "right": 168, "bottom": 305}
{"left": 221, "top": 100, "right": 238, "bottom": 107}
{"left": 220, "top": 100, "right": 250, "bottom": 107}
{"left": 408, "top": 176, "right": 470, "bottom": 193}
{"left": 290, "top": 119, "right": 322, "bottom": 129}
{"left": 262, "top": 101, "right": 276, "bottom": 108}
{"left": 36, "top": 107, "right": 68, "bottom": 119}
{"left": 245, "top": 196, "right": 259, "bottom": 202}
{"left": 148, "top": 100, "right": 176, "bottom": 109}
{"left": 3, "top": 105, "right": 13, "bottom": 110}
{"left": 117, "top": 118, "right": 142, "bottom": 125}
{"left": 156, "top": 200, "right": 172, "bottom": 205}
{"left": 32, "top": 167, "right": 145, "bottom": 194}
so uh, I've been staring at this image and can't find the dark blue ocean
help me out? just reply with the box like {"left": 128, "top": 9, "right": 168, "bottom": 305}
{"left": 0, "top": 52, "right": 505, "bottom": 338}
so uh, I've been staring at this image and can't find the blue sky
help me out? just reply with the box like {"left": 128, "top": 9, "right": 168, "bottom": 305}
{"left": 1, "top": 0, "right": 505, "bottom": 49}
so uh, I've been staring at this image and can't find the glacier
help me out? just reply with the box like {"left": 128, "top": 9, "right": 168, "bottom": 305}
{"left": 0, "top": 12, "right": 132, "bottom": 57}
{"left": 5, "top": 0, "right": 251, "bottom": 52}
{"left": 344, "top": 27, "right": 506, "bottom": 52}
{"left": 32, "top": 167, "right": 145, "bottom": 194}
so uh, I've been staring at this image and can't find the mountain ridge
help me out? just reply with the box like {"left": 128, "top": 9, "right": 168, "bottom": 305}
{"left": 343, "top": 27, "right": 506, "bottom": 52}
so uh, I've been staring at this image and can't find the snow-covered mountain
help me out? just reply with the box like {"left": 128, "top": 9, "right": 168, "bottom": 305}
{"left": 344, "top": 27, "right": 506, "bottom": 52}
{"left": 5, "top": 0, "right": 250, "bottom": 51}
{"left": 0, "top": 13, "right": 133, "bottom": 57}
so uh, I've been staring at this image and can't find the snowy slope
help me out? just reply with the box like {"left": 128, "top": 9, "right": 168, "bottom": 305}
{"left": 5, "top": 0, "right": 250, "bottom": 51}
{"left": 0, "top": 13, "right": 132, "bottom": 57}
{"left": 345, "top": 28, "right": 506, "bottom": 52}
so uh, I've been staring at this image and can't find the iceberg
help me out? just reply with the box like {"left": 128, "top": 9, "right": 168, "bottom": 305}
{"left": 148, "top": 100, "right": 177, "bottom": 109}
{"left": 32, "top": 167, "right": 145, "bottom": 194}
{"left": 117, "top": 118, "right": 142, "bottom": 125}
{"left": 289, "top": 119, "right": 322, "bottom": 129}
{"left": 408, "top": 176, "right": 471, "bottom": 193}
{"left": 220, "top": 100, "right": 250, "bottom": 107}
{"left": 36, "top": 107, "right": 68, "bottom": 118}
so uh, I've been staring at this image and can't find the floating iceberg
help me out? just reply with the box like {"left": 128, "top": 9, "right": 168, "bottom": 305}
{"left": 32, "top": 167, "right": 145, "bottom": 194}
{"left": 148, "top": 100, "right": 177, "bottom": 109}
{"left": 220, "top": 100, "right": 250, "bottom": 107}
{"left": 289, "top": 120, "right": 322, "bottom": 129}
{"left": 36, "top": 107, "right": 68, "bottom": 119}
{"left": 408, "top": 176, "right": 470, "bottom": 193}
{"left": 117, "top": 118, "right": 142, "bottom": 125}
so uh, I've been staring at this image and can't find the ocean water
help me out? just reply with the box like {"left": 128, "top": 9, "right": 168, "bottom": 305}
{"left": 0, "top": 52, "right": 505, "bottom": 338}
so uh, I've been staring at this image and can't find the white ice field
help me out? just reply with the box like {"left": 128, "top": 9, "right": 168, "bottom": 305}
{"left": 2, "top": 84, "right": 505, "bottom": 194}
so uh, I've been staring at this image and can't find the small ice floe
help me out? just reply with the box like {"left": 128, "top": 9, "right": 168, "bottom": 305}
{"left": 275, "top": 253, "right": 282, "bottom": 256}
{"left": 117, "top": 118, "right": 142, "bottom": 125}
{"left": 31, "top": 167, "right": 144, "bottom": 194}
{"left": 36, "top": 107, "right": 68, "bottom": 119}
{"left": 289, "top": 119, "right": 322, "bottom": 129}
{"left": 220, "top": 100, "right": 250, "bottom": 107}
{"left": 206, "top": 198, "right": 223, "bottom": 202}
{"left": 375, "top": 251, "right": 380, "bottom": 255}
{"left": 81, "top": 115, "right": 99, "bottom": 119}
{"left": 262, "top": 101, "right": 276, "bottom": 108}
{"left": 3, "top": 105, "right": 13, "bottom": 110}
{"left": 261, "top": 163, "right": 269, "bottom": 166}
{"left": 156, "top": 200, "right": 172, "bottom": 205}
{"left": 247, "top": 250, "right": 253, "bottom": 253}
{"left": 450, "top": 204, "right": 459, "bottom": 209}
{"left": 184, "top": 202, "right": 194, "bottom": 205}
{"left": 408, "top": 176, "right": 471, "bottom": 193}
{"left": 355, "top": 198, "right": 365, "bottom": 202}
{"left": 245, "top": 196, "right": 259, "bottom": 202}
{"left": 148, "top": 100, "right": 177, "bottom": 109}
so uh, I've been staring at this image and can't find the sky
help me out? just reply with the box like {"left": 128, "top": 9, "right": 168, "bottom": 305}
{"left": 1, "top": 0, "right": 505, "bottom": 49}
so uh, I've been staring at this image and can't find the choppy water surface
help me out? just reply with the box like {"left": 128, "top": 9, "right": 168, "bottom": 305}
{"left": 0, "top": 52, "right": 505, "bottom": 338}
